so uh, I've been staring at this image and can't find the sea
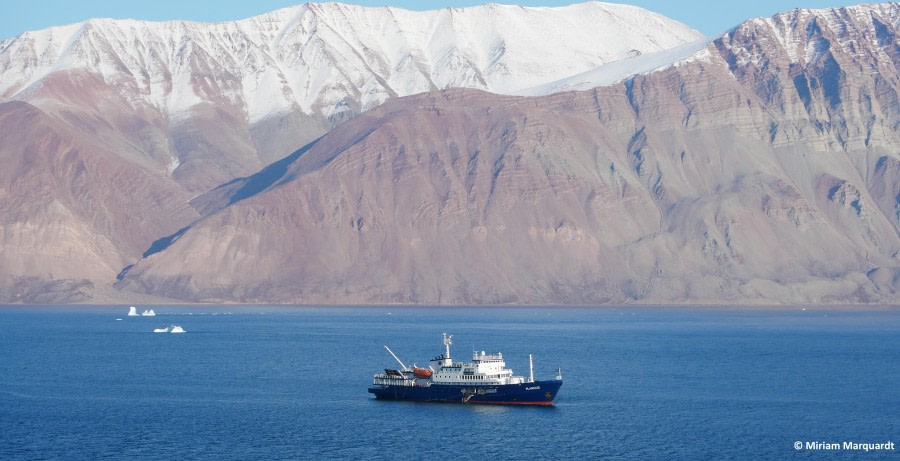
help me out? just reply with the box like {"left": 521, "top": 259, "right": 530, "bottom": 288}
{"left": 0, "top": 306, "right": 897, "bottom": 460}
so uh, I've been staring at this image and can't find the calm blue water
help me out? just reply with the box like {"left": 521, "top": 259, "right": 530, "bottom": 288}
{"left": 0, "top": 306, "right": 897, "bottom": 460}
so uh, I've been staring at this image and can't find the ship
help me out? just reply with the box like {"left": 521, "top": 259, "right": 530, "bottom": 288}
{"left": 368, "top": 333, "right": 562, "bottom": 405}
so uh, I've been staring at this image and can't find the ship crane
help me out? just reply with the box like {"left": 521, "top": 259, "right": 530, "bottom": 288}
{"left": 384, "top": 345, "right": 410, "bottom": 371}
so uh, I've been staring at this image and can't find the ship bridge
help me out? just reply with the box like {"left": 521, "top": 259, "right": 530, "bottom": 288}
{"left": 473, "top": 351, "right": 503, "bottom": 362}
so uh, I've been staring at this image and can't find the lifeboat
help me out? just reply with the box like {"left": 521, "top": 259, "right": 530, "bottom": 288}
{"left": 413, "top": 367, "right": 432, "bottom": 378}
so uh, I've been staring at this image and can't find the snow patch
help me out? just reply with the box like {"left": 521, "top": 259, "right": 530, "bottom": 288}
{"left": 517, "top": 37, "right": 714, "bottom": 96}
{"left": 166, "top": 154, "right": 180, "bottom": 177}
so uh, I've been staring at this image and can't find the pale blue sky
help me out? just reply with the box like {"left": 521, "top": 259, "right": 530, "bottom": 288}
{"left": 2, "top": 0, "right": 864, "bottom": 41}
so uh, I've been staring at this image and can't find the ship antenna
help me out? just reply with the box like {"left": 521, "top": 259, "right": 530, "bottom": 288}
{"left": 384, "top": 345, "right": 410, "bottom": 371}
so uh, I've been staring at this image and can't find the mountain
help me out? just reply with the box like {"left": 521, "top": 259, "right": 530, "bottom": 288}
{"left": 1, "top": 2, "right": 700, "bottom": 111}
{"left": 0, "top": 2, "right": 702, "bottom": 190}
{"left": 0, "top": 101, "right": 198, "bottom": 303}
{"left": 116, "top": 4, "right": 900, "bottom": 304}
{"left": 0, "top": 2, "right": 704, "bottom": 303}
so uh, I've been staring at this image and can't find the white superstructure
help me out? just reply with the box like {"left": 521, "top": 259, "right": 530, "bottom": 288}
{"left": 429, "top": 350, "right": 529, "bottom": 386}
{"left": 372, "top": 333, "right": 553, "bottom": 387}
{"left": 424, "top": 333, "right": 530, "bottom": 386}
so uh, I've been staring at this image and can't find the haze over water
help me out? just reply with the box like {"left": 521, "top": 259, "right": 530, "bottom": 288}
{"left": 1, "top": 306, "right": 897, "bottom": 459}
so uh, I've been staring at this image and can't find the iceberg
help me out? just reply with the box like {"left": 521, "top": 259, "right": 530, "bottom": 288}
{"left": 153, "top": 327, "right": 169, "bottom": 333}
{"left": 141, "top": 309, "right": 156, "bottom": 317}
{"left": 170, "top": 325, "right": 185, "bottom": 333}
{"left": 127, "top": 306, "right": 139, "bottom": 317}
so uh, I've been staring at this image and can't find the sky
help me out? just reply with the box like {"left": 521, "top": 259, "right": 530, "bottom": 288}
{"left": 2, "top": 0, "right": 865, "bottom": 41}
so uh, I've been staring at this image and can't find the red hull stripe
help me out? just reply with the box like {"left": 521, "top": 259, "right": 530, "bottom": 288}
{"left": 468, "top": 401, "right": 554, "bottom": 406}
{"left": 375, "top": 397, "right": 555, "bottom": 406}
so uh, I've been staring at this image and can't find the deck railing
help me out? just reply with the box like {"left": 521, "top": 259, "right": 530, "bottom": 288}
{"left": 372, "top": 375, "right": 418, "bottom": 387}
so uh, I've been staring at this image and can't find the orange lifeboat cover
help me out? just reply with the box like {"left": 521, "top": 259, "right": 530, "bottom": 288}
{"left": 413, "top": 367, "right": 432, "bottom": 378}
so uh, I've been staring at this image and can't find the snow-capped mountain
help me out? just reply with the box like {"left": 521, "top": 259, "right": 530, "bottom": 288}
{"left": 117, "top": 3, "right": 900, "bottom": 305}
{"left": 0, "top": 2, "right": 897, "bottom": 304}
{"left": 524, "top": 2, "right": 900, "bottom": 95}
{"left": 0, "top": 2, "right": 701, "bottom": 124}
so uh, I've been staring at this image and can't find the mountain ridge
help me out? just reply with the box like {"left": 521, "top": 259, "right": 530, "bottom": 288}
{"left": 1, "top": 2, "right": 898, "bottom": 304}
{"left": 0, "top": 2, "right": 702, "bottom": 119}
{"left": 117, "top": 3, "right": 900, "bottom": 304}
{"left": 0, "top": 1, "right": 705, "bottom": 198}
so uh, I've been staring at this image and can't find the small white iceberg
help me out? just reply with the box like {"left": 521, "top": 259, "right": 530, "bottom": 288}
{"left": 141, "top": 309, "right": 156, "bottom": 317}
{"left": 153, "top": 327, "right": 169, "bottom": 333}
{"left": 170, "top": 325, "right": 185, "bottom": 334}
{"left": 127, "top": 306, "right": 139, "bottom": 317}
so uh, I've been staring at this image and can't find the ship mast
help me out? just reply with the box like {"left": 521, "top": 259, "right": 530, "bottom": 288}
{"left": 442, "top": 333, "right": 453, "bottom": 366}
{"left": 529, "top": 354, "right": 534, "bottom": 383}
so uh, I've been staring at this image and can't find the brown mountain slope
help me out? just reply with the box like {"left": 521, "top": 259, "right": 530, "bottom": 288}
{"left": 116, "top": 4, "right": 900, "bottom": 304}
{"left": 0, "top": 101, "right": 198, "bottom": 302}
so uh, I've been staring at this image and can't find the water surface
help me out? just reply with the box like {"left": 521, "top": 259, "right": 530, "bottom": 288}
{"left": 0, "top": 306, "right": 897, "bottom": 459}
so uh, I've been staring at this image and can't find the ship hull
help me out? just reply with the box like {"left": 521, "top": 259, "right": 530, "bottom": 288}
{"left": 368, "top": 380, "right": 562, "bottom": 405}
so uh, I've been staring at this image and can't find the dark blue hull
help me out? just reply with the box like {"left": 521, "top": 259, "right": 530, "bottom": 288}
{"left": 368, "top": 380, "right": 562, "bottom": 405}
